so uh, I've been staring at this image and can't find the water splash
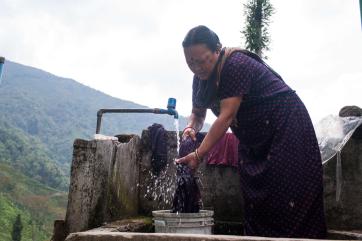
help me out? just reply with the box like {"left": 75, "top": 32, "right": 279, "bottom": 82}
{"left": 142, "top": 119, "right": 182, "bottom": 210}
{"left": 143, "top": 163, "right": 177, "bottom": 208}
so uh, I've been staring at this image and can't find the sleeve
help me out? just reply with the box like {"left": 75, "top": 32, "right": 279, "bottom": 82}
{"left": 218, "top": 52, "right": 254, "bottom": 100}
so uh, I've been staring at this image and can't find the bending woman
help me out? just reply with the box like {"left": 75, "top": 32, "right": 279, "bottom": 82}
{"left": 176, "top": 25, "right": 326, "bottom": 238}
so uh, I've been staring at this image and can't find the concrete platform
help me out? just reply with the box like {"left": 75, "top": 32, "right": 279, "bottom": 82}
{"left": 65, "top": 231, "right": 362, "bottom": 241}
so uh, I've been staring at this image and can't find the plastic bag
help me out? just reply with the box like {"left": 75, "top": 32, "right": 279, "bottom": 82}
{"left": 315, "top": 115, "right": 362, "bottom": 202}
{"left": 93, "top": 134, "right": 118, "bottom": 141}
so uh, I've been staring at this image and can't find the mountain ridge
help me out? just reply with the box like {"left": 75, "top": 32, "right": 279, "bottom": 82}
{"left": 0, "top": 59, "right": 203, "bottom": 240}
{"left": 0, "top": 60, "right": 192, "bottom": 169}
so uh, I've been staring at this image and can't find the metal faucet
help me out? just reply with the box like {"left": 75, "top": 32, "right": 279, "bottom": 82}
{"left": 96, "top": 97, "right": 179, "bottom": 134}
{"left": 0, "top": 57, "right": 5, "bottom": 84}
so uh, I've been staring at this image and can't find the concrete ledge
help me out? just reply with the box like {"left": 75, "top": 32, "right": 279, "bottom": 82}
{"left": 65, "top": 231, "right": 360, "bottom": 241}
{"left": 328, "top": 230, "right": 362, "bottom": 240}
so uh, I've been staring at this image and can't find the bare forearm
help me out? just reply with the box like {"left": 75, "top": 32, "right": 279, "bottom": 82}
{"left": 188, "top": 113, "right": 204, "bottom": 132}
{"left": 197, "top": 115, "right": 233, "bottom": 157}
{"left": 187, "top": 107, "right": 206, "bottom": 132}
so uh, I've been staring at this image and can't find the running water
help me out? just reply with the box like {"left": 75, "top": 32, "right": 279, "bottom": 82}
{"left": 144, "top": 119, "right": 202, "bottom": 212}
{"left": 171, "top": 132, "right": 204, "bottom": 213}
{"left": 174, "top": 118, "right": 180, "bottom": 155}
{"left": 142, "top": 119, "right": 181, "bottom": 208}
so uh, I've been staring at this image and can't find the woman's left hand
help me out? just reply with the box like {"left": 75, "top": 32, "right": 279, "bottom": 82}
{"left": 175, "top": 152, "right": 200, "bottom": 170}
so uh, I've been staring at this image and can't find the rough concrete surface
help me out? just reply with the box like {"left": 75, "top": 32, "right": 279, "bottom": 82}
{"left": 323, "top": 129, "right": 362, "bottom": 230}
{"left": 65, "top": 139, "right": 115, "bottom": 234}
{"left": 65, "top": 231, "right": 362, "bottom": 241}
{"left": 62, "top": 128, "right": 362, "bottom": 239}
{"left": 138, "top": 130, "right": 243, "bottom": 223}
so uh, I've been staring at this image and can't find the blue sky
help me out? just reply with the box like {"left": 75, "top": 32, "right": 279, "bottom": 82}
{"left": 0, "top": 0, "right": 361, "bottom": 127}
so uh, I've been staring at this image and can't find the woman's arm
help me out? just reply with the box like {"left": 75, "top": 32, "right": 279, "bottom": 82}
{"left": 197, "top": 96, "right": 241, "bottom": 157}
{"left": 187, "top": 107, "right": 207, "bottom": 132}
{"left": 183, "top": 107, "right": 207, "bottom": 141}
{"left": 176, "top": 96, "right": 242, "bottom": 169}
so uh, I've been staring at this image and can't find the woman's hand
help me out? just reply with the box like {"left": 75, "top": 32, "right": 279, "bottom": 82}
{"left": 182, "top": 127, "right": 197, "bottom": 141}
{"left": 175, "top": 152, "right": 200, "bottom": 170}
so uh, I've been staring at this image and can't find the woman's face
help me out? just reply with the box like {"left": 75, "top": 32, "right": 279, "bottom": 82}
{"left": 184, "top": 44, "right": 220, "bottom": 80}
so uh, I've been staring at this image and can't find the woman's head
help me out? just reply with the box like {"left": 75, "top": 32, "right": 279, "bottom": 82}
{"left": 183, "top": 25, "right": 222, "bottom": 80}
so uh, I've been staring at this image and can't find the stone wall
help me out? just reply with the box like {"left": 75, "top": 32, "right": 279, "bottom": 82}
{"left": 63, "top": 127, "right": 362, "bottom": 237}
{"left": 64, "top": 136, "right": 141, "bottom": 235}
{"left": 65, "top": 139, "right": 114, "bottom": 234}
{"left": 323, "top": 127, "right": 362, "bottom": 230}
{"left": 138, "top": 130, "right": 243, "bottom": 223}
{"left": 64, "top": 130, "right": 243, "bottom": 236}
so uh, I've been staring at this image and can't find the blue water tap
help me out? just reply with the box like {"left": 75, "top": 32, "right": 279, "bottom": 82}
{"left": 154, "top": 98, "right": 178, "bottom": 119}
{"left": 0, "top": 57, "right": 5, "bottom": 84}
{"left": 167, "top": 98, "right": 178, "bottom": 119}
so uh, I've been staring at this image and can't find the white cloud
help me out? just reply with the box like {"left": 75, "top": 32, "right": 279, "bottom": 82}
{"left": 0, "top": 0, "right": 361, "bottom": 126}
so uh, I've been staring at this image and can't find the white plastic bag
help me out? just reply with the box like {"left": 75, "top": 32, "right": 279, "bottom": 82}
{"left": 93, "top": 134, "right": 118, "bottom": 141}
{"left": 315, "top": 115, "right": 362, "bottom": 202}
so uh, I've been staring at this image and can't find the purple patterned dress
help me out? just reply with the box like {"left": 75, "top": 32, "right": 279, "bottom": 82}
{"left": 192, "top": 51, "right": 327, "bottom": 238}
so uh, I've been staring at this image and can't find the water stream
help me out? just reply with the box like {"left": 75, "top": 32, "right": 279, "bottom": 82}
{"left": 143, "top": 119, "right": 180, "bottom": 207}
{"left": 174, "top": 118, "right": 180, "bottom": 155}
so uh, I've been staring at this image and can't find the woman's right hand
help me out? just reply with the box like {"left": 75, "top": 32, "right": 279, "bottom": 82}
{"left": 182, "top": 126, "right": 197, "bottom": 141}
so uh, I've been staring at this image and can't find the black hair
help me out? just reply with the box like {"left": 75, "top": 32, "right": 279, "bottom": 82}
{"left": 182, "top": 25, "right": 222, "bottom": 52}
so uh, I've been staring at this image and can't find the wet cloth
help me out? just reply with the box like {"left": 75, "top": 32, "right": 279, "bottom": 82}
{"left": 207, "top": 132, "right": 239, "bottom": 167}
{"left": 148, "top": 123, "right": 167, "bottom": 175}
{"left": 192, "top": 49, "right": 327, "bottom": 238}
{"left": 171, "top": 163, "right": 202, "bottom": 213}
{"left": 171, "top": 133, "right": 204, "bottom": 213}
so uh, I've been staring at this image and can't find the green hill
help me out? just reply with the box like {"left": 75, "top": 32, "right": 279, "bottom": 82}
{"left": 0, "top": 163, "right": 67, "bottom": 241}
{"left": 0, "top": 121, "right": 68, "bottom": 190}
{"left": 0, "top": 60, "right": 204, "bottom": 240}
{"left": 0, "top": 60, "right": 191, "bottom": 184}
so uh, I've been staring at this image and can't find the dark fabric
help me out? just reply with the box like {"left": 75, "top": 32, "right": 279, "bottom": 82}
{"left": 192, "top": 51, "right": 327, "bottom": 238}
{"left": 171, "top": 163, "right": 202, "bottom": 213}
{"left": 179, "top": 132, "right": 205, "bottom": 157}
{"left": 192, "top": 48, "right": 284, "bottom": 109}
{"left": 172, "top": 133, "right": 204, "bottom": 213}
{"left": 148, "top": 123, "right": 167, "bottom": 175}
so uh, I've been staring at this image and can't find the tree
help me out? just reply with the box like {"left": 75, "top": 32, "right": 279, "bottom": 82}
{"left": 11, "top": 214, "right": 23, "bottom": 241}
{"left": 242, "top": 0, "right": 274, "bottom": 58}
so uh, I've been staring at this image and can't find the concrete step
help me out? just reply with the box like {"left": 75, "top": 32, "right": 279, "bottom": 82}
{"left": 328, "top": 230, "right": 362, "bottom": 240}
{"left": 65, "top": 231, "right": 362, "bottom": 241}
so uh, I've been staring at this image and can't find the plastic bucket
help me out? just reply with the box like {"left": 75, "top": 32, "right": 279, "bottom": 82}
{"left": 152, "top": 210, "right": 214, "bottom": 234}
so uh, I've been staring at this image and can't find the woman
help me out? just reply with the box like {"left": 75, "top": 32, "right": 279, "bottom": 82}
{"left": 176, "top": 25, "right": 326, "bottom": 238}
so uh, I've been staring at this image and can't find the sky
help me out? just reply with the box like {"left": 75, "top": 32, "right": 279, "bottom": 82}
{"left": 0, "top": 0, "right": 361, "bottom": 126}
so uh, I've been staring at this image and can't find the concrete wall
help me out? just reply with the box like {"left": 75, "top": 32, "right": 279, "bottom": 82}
{"left": 138, "top": 130, "right": 243, "bottom": 223}
{"left": 65, "top": 136, "right": 141, "bottom": 235}
{"left": 65, "top": 139, "right": 114, "bottom": 234}
{"left": 323, "top": 127, "right": 362, "bottom": 230}
{"left": 63, "top": 127, "right": 362, "bottom": 236}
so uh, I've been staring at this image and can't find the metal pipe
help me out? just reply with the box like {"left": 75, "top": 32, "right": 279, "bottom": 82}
{"left": 95, "top": 98, "right": 178, "bottom": 134}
